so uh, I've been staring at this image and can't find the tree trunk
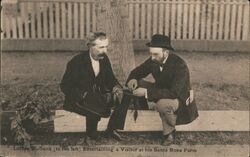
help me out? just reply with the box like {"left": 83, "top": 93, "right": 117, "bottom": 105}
{"left": 95, "top": 0, "right": 135, "bottom": 84}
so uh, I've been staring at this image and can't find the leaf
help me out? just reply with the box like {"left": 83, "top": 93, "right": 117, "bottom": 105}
{"left": 11, "top": 119, "right": 18, "bottom": 130}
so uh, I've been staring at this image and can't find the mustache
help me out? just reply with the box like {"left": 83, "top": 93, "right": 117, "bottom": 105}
{"left": 98, "top": 53, "right": 105, "bottom": 57}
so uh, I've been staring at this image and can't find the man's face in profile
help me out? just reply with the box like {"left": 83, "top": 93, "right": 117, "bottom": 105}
{"left": 90, "top": 38, "right": 109, "bottom": 60}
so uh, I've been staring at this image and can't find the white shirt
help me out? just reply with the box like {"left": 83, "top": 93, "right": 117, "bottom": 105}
{"left": 90, "top": 53, "right": 100, "bottom": 76}
{"left": 160, "top": 54, "right": 169, "bottom": 71}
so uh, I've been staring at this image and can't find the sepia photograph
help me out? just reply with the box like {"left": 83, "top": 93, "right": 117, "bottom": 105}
{"left": 1, "top": 0, "right": 249, "bottom": 157}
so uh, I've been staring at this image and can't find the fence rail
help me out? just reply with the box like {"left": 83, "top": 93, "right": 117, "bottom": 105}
{"left": 1, "top": 0, "right": 249, "bottom": 40}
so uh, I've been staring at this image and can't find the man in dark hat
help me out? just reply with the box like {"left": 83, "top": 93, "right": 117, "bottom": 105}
{"left": 60, "top": 32, "right": 124, "bottom": 145}
{"left": 107, "top": 34, "right": 198, "bottom": 146}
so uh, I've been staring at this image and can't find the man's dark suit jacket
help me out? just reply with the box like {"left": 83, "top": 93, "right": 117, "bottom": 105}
{"left": 60, "top": 51, "right": 120, "bottom": 117}
{"left": 127, "top": 52, "right": 198, "bottom": 125}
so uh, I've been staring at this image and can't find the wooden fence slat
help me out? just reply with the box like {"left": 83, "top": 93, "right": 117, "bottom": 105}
{"left": 146, "top": 3, "right": 152, "bottom": 39}
{"left": 224, "top": 1, "right": 231, "bottom": 40}
{"left": 36, "top": 3, "right": 42, "bottom": 38}
{"left": 135, "top": 2, "right": 140, "bottom": 39}
{"left": 164, "top": 3, "right": 170, "bottom": 36}
{"left": 236, "top": 3, "right": 243, "bottom": 40}
{"left": 61, "top": 3, "right": 67, "bottom": 38}
{"left": 206, "top": 1, "right": 212, "bottom": 40}
{"left": 212, "top": 1, "right": 218, "bottom": 40}
{"left": 158, "top": 2, "right": 164, "bottom": 34}
{"left": 194, "top": 1, "right": 200, "bottom": 39}
{"left": 67, "top": 2, "right": 72, "bottom": 38}
{"left": 86, "top": 3, "right": 90, "bottom": 36}
{"left": 129, "top": 3, "right": 134, "bottom": 38}
{"left": 17, "top": 14, "right": 24, "bottom": 39}
{"left": 141, "top": 3, "right": 146, "bottom": 39}
{"left": 188, "top": 0, "right": 194, "bottom": 39}
{"left": 42, "top": 2, "right": 48, "bottom": 39}
{"left": 30, "top": 3, "right": 36, "bottom": 38}
{"left": 200, "top": 2, "right": 206, "bottom": 40}
{"left": 73, "top": 3, "right": 78, "bottom": 38}
{"left": 55, "top": 2, "right": 60, "bottom": 38}
{"left": 152, "top": 3, "right": 158, "bottom": 35}
{"left": 80, "top": 3, "right": 85, "bottom": 38}
{"left": 49, "top": 3, "right": 55, "bottom": 39}
{"left": 229, "top": 0, "right": 237, "bottom": 40}
{"left": 176, "top": 1, "right": 182, "bottom": 39}
{"left": 218, "top": 2, "right": 225, "bottom": 40}
{"left": 182, "top": 0, "right": 188, "bottom": 39}
{"left": 171, "top": 0, "right": 176, "bottom": 39}
{"left": 242, "top": 2, "right": 249, "bottom": 40}
{"left": 22, "top": 3, "right": 30, "bottom": 38}
{"left": 1, "top": 12, "right": 6, "bottom": 39}
{"left": 92, "top": 3, "right": 96, "bottom": 32}
{"left": 11, "top": 17, "right": 17, "bottom": 39}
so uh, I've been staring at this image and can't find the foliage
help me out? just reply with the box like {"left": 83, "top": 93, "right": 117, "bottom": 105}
{"left": 10, "top": 92, "right": 55, "bottom": 149}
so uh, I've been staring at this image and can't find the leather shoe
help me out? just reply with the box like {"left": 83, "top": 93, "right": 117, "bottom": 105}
{"left": 84, "top": 136, "right": 97, "bottom": 146}
{"left": 161, "top": 130, "right": 176, "bottom": 146}
{"left": 104, "top": 130, "right": 123, "bottom": 141}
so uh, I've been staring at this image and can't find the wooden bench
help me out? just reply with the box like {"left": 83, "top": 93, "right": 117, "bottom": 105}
{"left": 54, "top": 110, "right": 249, "bottom": 132}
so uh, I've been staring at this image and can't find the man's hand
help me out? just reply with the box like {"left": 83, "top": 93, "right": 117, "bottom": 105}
{"left": 127, "top": 79, "right": 138, "bottom": 90}
{"left": 112, "top": 85, "right": 123, "bottom": 104}
{"left": 133, "top": 88, "right": 147, "bottom": 97}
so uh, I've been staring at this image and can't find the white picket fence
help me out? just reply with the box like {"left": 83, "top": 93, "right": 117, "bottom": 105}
{"left": 1, "top": 0, "right": 249, "bottom": 40}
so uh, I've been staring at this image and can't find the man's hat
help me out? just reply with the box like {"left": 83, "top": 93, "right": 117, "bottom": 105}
{"left": 146, "top": 34, "right": 174, "bottom": 50}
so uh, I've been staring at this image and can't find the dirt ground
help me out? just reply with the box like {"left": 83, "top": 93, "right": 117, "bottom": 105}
{"left": 1, "top": 51, "right": 249, "bottom": 111}
{"left": 1, "top": 51, "right": 249, "bottom": 145}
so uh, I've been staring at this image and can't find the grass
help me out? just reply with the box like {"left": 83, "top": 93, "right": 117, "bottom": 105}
{"left": 1, "top": 51, "right": 249, "bottom": 111}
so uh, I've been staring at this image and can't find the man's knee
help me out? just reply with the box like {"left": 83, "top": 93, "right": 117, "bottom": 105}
{"left": 155, "top": 99, "right": 179, "bottom": 113}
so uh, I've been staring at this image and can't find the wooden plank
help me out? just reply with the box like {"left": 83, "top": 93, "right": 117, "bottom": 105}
{"left": 194, "top": 0, "right": 200, "bottom": 39}
{"left": 206, "top": 1, "right": 212, "bottom": 40}
{"left": 30, "top": 2, "right": 36, "bottom": 38}
{"left": 236, "top": 3, "right": 243, "bottom": 40}
{"left": 146, "top": 3, "right": 152, "bottom": 39}
{"left": 135, "top": 2, "right": 140, "bottom": 39}
{"left": 164, "top": 3, "right": 170, "bottom": 36}
{"left": 61, "top": 2, "right": 67, "bottom": 39}
{"left": 242, "top": 2, "right": 249, "bottom": 40}
{"left": 171, "top": 0, "right": 176, "bottom": 39}
{"left": 224, "top": 1, "right": 231, "bottom": 40}
{"left": 140, "top": 3, "right": 146, "bottom": 39}
{"left": 36, "top": 2, "right": 42, "bottom": 39}
{"left": 158, "top": 2, "right": 164, "bottom": 34}
{"left": 55, "top": 2, "right": 60, "bottom": 38}
{"left": 188, "top": 0, "right": 194, "bottom": 39}
{"left": 54, "top": 110, "right": 249, "bottom": 132}
{"left": 49, "top": 3, "right": 54, "bottom": 39}
{"left": 212, "top": 1, "right": 218, "bottom": 40}
{"left": 218, "top": 1, "right": 225, "bottom": 40}
{"left": 152, "top": 3, "right": 158, "bottom": 34}
{"left": 86, "top": 3, "right": 90, "bottom": 36}
{"left": 92, "top": 3, "right": 96, "bottom": 32}
{"left": 229, "top": 0, "right": 237, "bottom": 40}
{"left": 67, "top": 2, "right": 72, "bottom": 38}
{"left": 129, "top": 3, "right": 134, "bottom": 39}
{"left": 80, "top": 3, "right": 85, "bottom": 38}
{"left": 182, "top": 0, "right": 188, "bottom": 39}
{"left": 200, "top": 2, "right": 206, "bottom": 40}
{"left": 73, "top": 2, "right": 78, "bottom": 38}
{"left": 176, "top": 0, "right": 182, "bottom": 39}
